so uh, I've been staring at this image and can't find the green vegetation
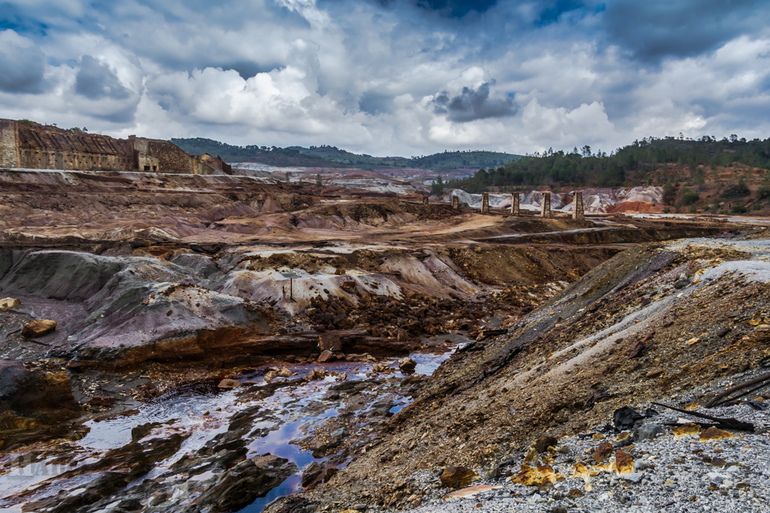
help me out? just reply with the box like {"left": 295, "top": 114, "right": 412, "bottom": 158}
{"left": 170, "top": 138, "right": 519, "bottom": 172}
{"left": 442, "top": 136, "right": 770, "bottom": 193}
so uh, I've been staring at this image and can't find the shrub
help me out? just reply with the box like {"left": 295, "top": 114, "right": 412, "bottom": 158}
{"left": 681, "top": 188, "right": 700, "bottom": 205}
{"left": 731, "top": 204, "right": 748, "bottom": 214}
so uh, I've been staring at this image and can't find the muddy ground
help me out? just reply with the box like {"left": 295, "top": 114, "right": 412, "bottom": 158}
{"left": 0, "top": 168, "right": 761, "bottom": 513}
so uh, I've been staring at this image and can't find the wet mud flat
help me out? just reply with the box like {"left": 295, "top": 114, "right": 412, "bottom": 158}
{"left": 0, "top": 345, "right": 463, "bottom": 513}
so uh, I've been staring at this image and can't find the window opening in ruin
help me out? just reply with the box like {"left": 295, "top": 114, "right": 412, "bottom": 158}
{"left": 144, "top": 165, "right": 150, "bottom": 171}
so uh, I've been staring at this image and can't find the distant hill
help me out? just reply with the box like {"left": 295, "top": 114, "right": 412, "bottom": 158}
{"left": 170, "top": 138, "right": 520, "bottom": 172}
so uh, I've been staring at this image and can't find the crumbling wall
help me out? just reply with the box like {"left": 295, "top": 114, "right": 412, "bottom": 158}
{"left": 146, "top": 140, "right": 216, "bottom": 175}
{"left": 15, "top": 122, "right": 134, "bottom": 171}
{"left": 0, "top": 119, "right": 18, "bottom": 168}
{"left": 0, "top": 118, "right": 216, "bottom": 175}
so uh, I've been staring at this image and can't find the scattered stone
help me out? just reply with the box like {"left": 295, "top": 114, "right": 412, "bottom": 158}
{"left": 279, "top": 367, "right": 292, "bottom": 378}
{"left": 621, "top": 472, "right": 644, "bottom": 483}
{"left": 440, "top": 466, "right": 478, "bottom": 489}
{"left": 218, "top": 378, "right": 241, "bottom": 389}
{"left": 634, "top": 423, "right": 665, "bottom": 441}
{"left": 89, "top": 395, "right": 116, "bottom": 407}
{"left": 511, "top": 464, "right": 561, "bottom": 487}
{"left": 646, "top": 369, "right": 664, "bottom": 379}
{"left": 592, "top": 442, "right": 614, "bottom": 463}
{"left": 21, "top": 319, "right": 57, "bottom": 338}
{"left": 534, "top": 435, "right": 558, "bottom": 453}
{"left": 308, "top": 368, "right": 327, "bottom": 381}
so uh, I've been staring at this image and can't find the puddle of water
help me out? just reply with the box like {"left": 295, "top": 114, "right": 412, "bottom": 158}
{"left": 3, "top": 338, "right": 468, "bottom": 513}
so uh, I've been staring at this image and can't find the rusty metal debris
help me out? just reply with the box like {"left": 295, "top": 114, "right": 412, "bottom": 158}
{"left": 652, "top": 402, "right": 755, "bottom": 432}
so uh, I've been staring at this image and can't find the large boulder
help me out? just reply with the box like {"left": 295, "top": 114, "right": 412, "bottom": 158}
{"left": 21, "top": 319, "right": 57, "bottom": 338}
{"left": 0, "top": 360, "right": 78, "bottom": 412}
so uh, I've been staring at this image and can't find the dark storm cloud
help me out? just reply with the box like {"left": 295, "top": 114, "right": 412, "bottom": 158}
{"left": 433, "top": 82, "right": 517, "bottom": 122}
{"left": 75, "top": 55, "right": 131, "bottom": 100}
{"left": 367, "top": 0, "right": 497, "bottom": 17}
{"left": 0, "top": 31, "right": 47, "bottom": 94}
{"left": 603, "top": 0, "right": 769, "bottom": 63}
{"left": 359, "top": 92, "right": 393, "bottom": 116}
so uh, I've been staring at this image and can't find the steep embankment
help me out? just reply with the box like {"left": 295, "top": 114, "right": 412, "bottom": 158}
{"left": 273, "top": 232, "right": 770, "bottom": 511}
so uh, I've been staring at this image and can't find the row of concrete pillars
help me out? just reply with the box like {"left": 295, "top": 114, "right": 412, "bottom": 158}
{"left": 466, "top": 191, "right": 585, "bottom": 220}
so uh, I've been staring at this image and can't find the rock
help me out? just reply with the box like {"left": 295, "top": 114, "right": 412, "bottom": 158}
{"left": 264, "top": 371, "right": 278, "bottom": 383}
{"left": 0, "top": 360, "right": 29, "bottom": 400}
{"left": 674, "top": 278, "right": 690, "bottom": 289}
{"left": 592, "top": 442, "right": 614, "bottom": 463}
{"left": 534, "top": 435, "right": 558, "bottom": 453}
{"left": 645, "top": 369, "right": 664, "bottom": 379}
{"left": 218, "top": 378, "right": 241, "bottom": 389}
{"left": 89, "top": 395, "right": 116, "bottom": 407}
{"left": 0, "top": 297, "right": 20, "bottom": 311}
{"left": 279, "top": 367, "right": 292, "bottom": 378}
{"left": 633, "top": 423, "right": 665, "bottom": 441}
{"left": 398, "top": 357, "right": 417, "bottom": 374}
{"left": 440, "top": 466, "right": 478, "bottom": 489}
{"left": 302, "top": 461, "right": 323, "bottom": 487}
{"left": 21, "top": 319, "right": 57, "bottom": 338}
{"left": 613, "top": 406, "right": 645, "bottom": 431}
{"left": 621, "top": 472, "right": 643, "bottom": 483}
{"left": 318, "top": 350, "right": 335, "bottom": 363}
{"left": 340, "top": 281, "right": 356, "bottom": 292}
{"left": 614, "top": 431, "right": 632, "bottom": 448}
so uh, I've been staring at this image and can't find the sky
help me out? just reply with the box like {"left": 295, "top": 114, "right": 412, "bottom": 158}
{"left": 0, "top": 0, "right": 768, "bottom": 157}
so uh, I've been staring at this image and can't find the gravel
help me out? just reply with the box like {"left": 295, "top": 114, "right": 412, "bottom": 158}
{"left": 402, "top": 401, "right": 770, "bottom": 512}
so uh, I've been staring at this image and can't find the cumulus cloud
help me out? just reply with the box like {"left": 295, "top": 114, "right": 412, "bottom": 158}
{"left": 433, "top": 82, "right": 517, "bottom": 122}
{"left": 0, "top": 0, "right": 768, "bottom": 156}
{"left": 0, "top": 30, "right": 47, "bottom": 94}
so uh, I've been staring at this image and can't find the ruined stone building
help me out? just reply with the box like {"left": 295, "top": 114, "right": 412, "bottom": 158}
{"left": 0, "top": 119, "right": 223, "bottom": 175}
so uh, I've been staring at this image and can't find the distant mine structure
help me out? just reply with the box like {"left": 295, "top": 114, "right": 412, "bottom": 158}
{"left": 0, "top": 118, "right": 230, "bottom": 175}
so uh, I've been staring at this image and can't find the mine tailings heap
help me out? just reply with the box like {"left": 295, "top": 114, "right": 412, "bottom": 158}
{"left": 0, "top": 118, "right": 230, "bottom": 175}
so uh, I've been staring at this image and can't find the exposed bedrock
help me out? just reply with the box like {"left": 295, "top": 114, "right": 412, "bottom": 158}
{"left": 0, "top": 240, "right": 620, "bottom": 369}
{"left": 0, "top": 359, "right": 81, "bottom": 448}
{"left": 0, "top": 249, "right": 279, "bottom": 367}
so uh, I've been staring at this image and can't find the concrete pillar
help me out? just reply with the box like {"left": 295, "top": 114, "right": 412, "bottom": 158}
{"left": 481, "top": 192, "right": 490, "bottom": 214}
{"left": 452, "top": 195, "right": 459, "bottom": 210}
{"left": 572, "top": 191, "right": 585, "bottom": 220}
{"left": 511, "top": 193, "right": 520, "bottom": 216}
{"left": 423, "top": 195, "right": 429, "bottom": 205}
{"left": 541, "top": 192, "right": 552, "bottom": 218}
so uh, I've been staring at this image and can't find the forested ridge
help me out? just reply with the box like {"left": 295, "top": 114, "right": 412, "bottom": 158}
{"left": 440, "top": 136, "right": 770, "bottom": 193}
{"left": 171, "top": 137, "right": 519, "bottom": 172}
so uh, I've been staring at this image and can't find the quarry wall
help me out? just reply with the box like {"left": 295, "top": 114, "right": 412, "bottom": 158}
{"left": 0, "top": 119, "right": 218, "bottom": 175}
